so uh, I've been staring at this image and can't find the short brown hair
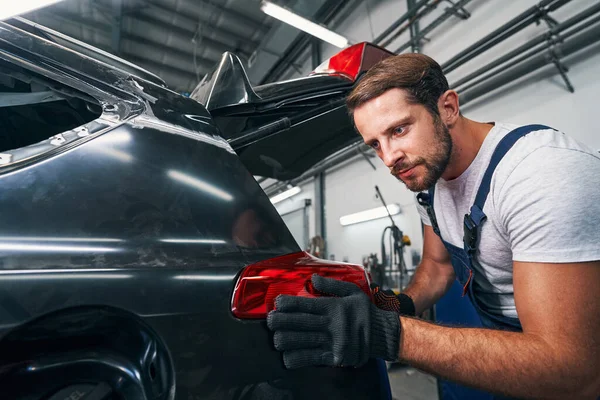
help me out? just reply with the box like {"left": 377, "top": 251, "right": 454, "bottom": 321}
{"left": 346, "top": 53, "right": 449, "bottom": 119}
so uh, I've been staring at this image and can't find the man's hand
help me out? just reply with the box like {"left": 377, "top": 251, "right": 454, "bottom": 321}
{"left": 267, "top": 274, "right": 401, "bottom": 369}
{"left": 370, "top": 283, "right": 416, "bottom": 316}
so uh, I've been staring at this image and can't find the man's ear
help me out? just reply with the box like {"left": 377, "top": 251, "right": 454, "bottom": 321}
{"left": 437, "top": 90, "right": 460, "bottom": 127}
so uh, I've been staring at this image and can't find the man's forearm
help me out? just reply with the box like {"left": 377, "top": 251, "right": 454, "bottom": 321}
{"left": 399, "top": 317, "right": 599, "bottom": 399}
{"left": 402, "top": 259, "right": 454, "bottom": 315}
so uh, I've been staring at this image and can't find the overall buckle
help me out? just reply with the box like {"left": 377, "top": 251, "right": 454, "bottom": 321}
{"left": 463, "top": 214, "right": 478, "bottom": 253}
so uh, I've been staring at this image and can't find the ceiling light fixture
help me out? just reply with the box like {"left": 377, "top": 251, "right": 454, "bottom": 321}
{"left": 270, "top": 186, "right": 301, "bottom": 204}
{"left": 260, "top": 1, "right": 349, "bottom": 48}
{"left": 0, "top": 0, "right": 65, "bottom": 20}
{"left": 340, "top": 204, "right": 401, "bottom": 226}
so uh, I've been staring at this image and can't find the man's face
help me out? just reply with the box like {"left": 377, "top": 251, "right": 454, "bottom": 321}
{"left": 353, "top": 88, "right": 452, "bottom": 192}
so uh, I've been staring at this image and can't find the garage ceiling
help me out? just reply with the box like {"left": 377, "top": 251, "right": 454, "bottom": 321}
{"left": 23, "top": 0, "right": 290, "bottom": 93}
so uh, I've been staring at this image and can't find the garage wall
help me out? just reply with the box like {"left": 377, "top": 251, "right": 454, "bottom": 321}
{"left": 280, "top": 0, "right": 600, "bottom": 266}
{"left": 273, "top": 180, "right": 316, "bottom": 250}
{"left": 324, "top": 156, "right": 423, "bottom": 267}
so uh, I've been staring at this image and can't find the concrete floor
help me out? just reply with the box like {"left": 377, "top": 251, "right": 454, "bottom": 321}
{"left": 388, "top": 363, "right": 439, "bottom": 400}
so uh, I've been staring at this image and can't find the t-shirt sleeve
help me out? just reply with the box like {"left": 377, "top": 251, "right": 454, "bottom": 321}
{"left": 496, "top": 146, "right": 600, "bottom": 263}
{"left": 415, "top": 194, "right": 432, "bottom": 226}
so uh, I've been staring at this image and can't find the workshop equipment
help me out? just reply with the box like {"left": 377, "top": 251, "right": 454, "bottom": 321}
{"left": 375, "top": 185, "right": 412, "bottom": 291}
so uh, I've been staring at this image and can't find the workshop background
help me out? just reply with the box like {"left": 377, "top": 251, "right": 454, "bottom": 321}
{"left": 16, "top": 0, "right": 600, "bottom": 399}
{"left": 259, "top": 0, "right": 600, "bottom": 270}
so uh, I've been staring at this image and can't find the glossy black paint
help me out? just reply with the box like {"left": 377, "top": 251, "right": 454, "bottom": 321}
{"left": 190, "top": 51, "right": 352, "bottom": 113}
{"left": 0, "top": 306, "right": 175, "bottom": 399}
{"left": 0, "top": 21, "right": 391, "bottom": 399}
{"left": 190, "top": 51, "right": 361, "bottom": 180}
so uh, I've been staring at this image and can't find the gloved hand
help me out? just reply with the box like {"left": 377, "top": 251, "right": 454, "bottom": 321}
{"left": 370, "top": 283, "right": 416, "bottom": 316}
{"left": 267, "top": 274, "right": 400, "bottom": 369}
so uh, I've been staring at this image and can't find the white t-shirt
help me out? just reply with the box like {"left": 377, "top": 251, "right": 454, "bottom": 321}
{"left": 417, "top": 122, "right": 600, "bottom": 320}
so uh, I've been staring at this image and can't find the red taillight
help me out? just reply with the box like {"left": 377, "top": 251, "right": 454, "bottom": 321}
{"left": 231, "top": 251, "right": 372, "bottom": 319}
{"left": 310, "top": 42, "right": 394, "bottom": 81}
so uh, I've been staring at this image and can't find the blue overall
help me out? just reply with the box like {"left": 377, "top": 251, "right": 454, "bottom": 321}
{"left": 416, "top": 125, "right": 553, "bottom": 400}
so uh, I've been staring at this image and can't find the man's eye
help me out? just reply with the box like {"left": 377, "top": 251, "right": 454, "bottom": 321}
{"left": 370, "top": 141, "right": 380, "bottom": 150}
{"left": 393, "top": 126, "right": 405, "bottom": 135}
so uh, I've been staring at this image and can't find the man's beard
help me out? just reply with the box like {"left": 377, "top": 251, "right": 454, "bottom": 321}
{"left": 391, "top": 118, "right": 452, "bottom": 192}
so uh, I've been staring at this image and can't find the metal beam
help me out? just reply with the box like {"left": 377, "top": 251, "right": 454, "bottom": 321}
{"left": 36, "top": 9, "right": 214, "bottom": 73}
{"left": 460, "top": 14, "right": 600, "bottom": 104}
{"left": 374, "top": 0, "right": 430, "bottom": 45}
{"left": 123, "top": 32, "right": 215, "bottom": 71}
{"left": 128, "top": 13, "right": 234, "bottom": 56}
{"left": 441, "top": 0, "right": 571, "bottom": 73}
{"left": 144, "top": 0, "right": 260, "bottom": 50}
{"left": 407, "top": 0, "right": 421, "bottom": 52}
{"left": 394, "top": 0, "right": 473, "bottom": 53}
{"left": 111, "top": 0, "right": 123, "bottom": 55}
{"left": 67, "top": 1, "right": 245, "bottom": 57}
{"left": 37, "top": 8, "right": 107, "bottom": 37}
{"left": 451, "top": 2, "right": 600, "bottom": 90}
{"left": 378, "top": 0, "right": 439, "bottom": 49}
{"left": 121, "top": 52, "right": 198, "bottom": 82}
{"left": 314, "top": 172, "right": 326, "bottom": 253}
{"left": 311, "top": 38, "right": 321, "bottom": 70}
{"left": 197, "top": 0, "right": 270, "bottom": 35}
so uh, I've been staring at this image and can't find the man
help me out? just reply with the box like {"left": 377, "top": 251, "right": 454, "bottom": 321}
{"left": 267, "top": 53, "right": 600, "bottom": 399}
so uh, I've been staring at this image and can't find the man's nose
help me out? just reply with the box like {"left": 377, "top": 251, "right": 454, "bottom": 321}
{"left": 381, "top": 145, "right": 399, "bottom": 169}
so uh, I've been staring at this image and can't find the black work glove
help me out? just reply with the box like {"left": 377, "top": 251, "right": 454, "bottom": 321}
{"left": 266, "top": 274, "right": 400, "bottom": 369}
{"left": 370, "top": 283, "right": 416, "bottom": 316}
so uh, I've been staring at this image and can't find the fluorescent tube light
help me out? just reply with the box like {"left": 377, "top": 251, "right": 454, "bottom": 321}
{"left": 340, "top": 204, "right": 401, "bottom": 226}
{"left": 0, "top": 0, "right": 65, "bottom": 20}
{"left": 270, "top": 186, "right": 301, "bottom": 204}
{"left": 260, "top": 1, "right": 349, "bottom": 48}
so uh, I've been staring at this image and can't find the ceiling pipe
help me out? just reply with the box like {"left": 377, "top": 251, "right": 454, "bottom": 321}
{"left": 195, "top": 0, "right": 271, "bottom": 35}
{"left": 373, "top": 0, "right": 431, "bottom": 46}
{"left": 460, "top": 15, "right": 600, "bottom": 105}
{"left": 129, "top": 14, "right": 233, "bottom": 56}
{"left": 458, "top": 12, "right": 600, "bottom": 93}
{"left": 452, "top": 2, "right": 600, "bottom": 90}
{"left": 33, "top": 9, "right": 216, "bottom": 73}
{"left": 441, "top": 0, "right": 572, "bottom": 73}
{"left": 122, "top": 52, "right": 198, "bottom": 82}
{"left": 143, "top": 0, "right": 261, "bottom": 50}
{"left": 394, "top": 0, "right": 473, "bottom": 54}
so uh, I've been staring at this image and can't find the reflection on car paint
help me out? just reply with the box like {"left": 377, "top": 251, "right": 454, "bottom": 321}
{"left": 129, "top": 115, "right": 234, "bottom": 153}
{"left": 160, "top": 239, "right": 227, "bottom": 244}
{"left": 0, "top": 243, "right": 121, "bottom": 253}
{"left": 167, "top": 170, "right": 234, "bottom": 202}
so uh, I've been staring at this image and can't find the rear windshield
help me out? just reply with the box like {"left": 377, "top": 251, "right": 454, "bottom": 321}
{"left": 0, "top": 63, "right": 101, "bottom": 157}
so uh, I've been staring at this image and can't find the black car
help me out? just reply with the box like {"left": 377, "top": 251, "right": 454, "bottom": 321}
{"left": 0, "top": 18, "right": 394, "bottom": 399}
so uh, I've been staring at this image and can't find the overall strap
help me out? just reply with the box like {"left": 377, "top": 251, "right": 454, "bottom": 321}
{"left": 417, "top": 186, "right": 441, "bottom": 237}
{"left": 464, "top": 124, "right": 554, "bottom": 254}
